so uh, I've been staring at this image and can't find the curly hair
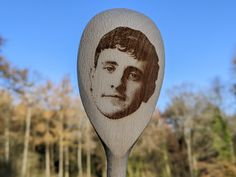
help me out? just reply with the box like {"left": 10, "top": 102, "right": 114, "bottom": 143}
{"left": 94, "top": 26, "right": 159, "bottom": 102}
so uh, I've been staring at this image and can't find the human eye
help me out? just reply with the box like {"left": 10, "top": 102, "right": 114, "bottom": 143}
{"left": 103, "top": 64, "right": 116, "bottom": 73}
{"left": 128, "top": 70, "right": 142, "bottom": 81}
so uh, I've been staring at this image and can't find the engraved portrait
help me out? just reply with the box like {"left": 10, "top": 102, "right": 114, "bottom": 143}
{"left": 90, "top": 27, "right": 159, "bottom": 119}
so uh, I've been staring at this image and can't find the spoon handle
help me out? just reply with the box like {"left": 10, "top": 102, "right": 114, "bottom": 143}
{"left": 105, "top": 147, "right": 129, "bottom": 177}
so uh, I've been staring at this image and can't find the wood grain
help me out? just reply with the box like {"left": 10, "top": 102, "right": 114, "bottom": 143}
{"left": 77, "top": 8, "right": 165, "bottom": 177}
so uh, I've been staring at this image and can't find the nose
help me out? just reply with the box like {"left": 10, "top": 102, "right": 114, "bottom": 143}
{"left": 115, "top": 81, "right": 126, "bottom": 94}
{"left": 112, "top": 75, "right": 126, "bottom": 94}
{"left": 109, "top": 70, "right": 126, "bottom": 94}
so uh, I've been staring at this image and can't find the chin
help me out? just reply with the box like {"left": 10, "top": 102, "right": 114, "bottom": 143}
{"left": 102, "top": 112, "right": 124, "bottom": 119}
{"left": 94, "top": 99, "right": 140, "bottom": 119}
{"left": 99, "top": 107, "right": 131, "bottom": 119}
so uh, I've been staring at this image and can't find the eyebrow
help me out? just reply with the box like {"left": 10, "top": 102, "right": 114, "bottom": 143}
{"left": 126, "top": 66, "right": 144, "bottom": 75}
{"left": 103, "top": 61, "right": 118, "bottom": 66}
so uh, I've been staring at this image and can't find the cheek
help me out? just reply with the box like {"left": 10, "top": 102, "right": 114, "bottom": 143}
{"left": 126, "top": 81, "right": 143, "bottom": 96}
{"left": 97, "top": 69, "right": 114, "bottom": 81}
{"left": 94, "top": 69, "right": 108, "bottom": 81}
{"left": 93, "top": 73, "right": 111, "bottom": 92}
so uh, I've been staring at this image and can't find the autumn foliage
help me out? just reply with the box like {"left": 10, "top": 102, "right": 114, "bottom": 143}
{"left": 0, "top": 36, "right": 236, "bottom": 177}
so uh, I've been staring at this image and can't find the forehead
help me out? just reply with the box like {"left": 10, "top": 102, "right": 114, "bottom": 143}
{"left": 97, "top": 49, "right": 147, "bottom": 72}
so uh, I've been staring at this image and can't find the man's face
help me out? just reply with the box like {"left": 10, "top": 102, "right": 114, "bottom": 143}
{"left": 91, "top": 48, "right": 148, "bottom": 119}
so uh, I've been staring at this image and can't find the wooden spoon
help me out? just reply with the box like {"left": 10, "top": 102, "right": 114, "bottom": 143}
{"left": 77, "top": 8, "right": 164, "bottom": 177}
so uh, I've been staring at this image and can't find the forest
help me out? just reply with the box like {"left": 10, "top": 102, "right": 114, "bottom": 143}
{"left": 0, "top": 36, "right": 236, "bottom": 177}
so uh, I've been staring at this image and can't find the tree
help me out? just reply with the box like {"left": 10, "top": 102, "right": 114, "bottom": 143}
{"left": 54, "top": 77, "right": 73, "bottom": 177}
{"left": 230, "top": 56, "right": 236, "bottom": 117}
{"left": 1, "top": 38, "right": 31, "bottom": 169}
{"left": 163, "top": 84, "right": 214, "bottom": 177}
{"left": 0, "top": 90, "right": 13, "bottom": 162}
{"left": 208, "top": 78, "right": 235, "bottom": 163}
{"left": 33, "top": 81, "right": 58, "bottom": 177}
{"left": 20, "top": 86, "right": 38, "bottom": 177}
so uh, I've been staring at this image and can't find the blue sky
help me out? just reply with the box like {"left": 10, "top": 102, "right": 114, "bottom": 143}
{"left": 1, "top": 0, "right": 236, "bottom": 111}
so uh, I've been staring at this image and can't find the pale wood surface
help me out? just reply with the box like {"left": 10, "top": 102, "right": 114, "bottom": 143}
{"left": 77, "top": 8, "right": 165, "bottom": 177}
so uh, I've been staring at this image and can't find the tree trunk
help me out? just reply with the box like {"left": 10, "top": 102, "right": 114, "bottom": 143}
{"left": 58, "top": 137, "right": 64, "bottom": 177}
{"left": 193, "top": 154, "right": 197, "bottom": 177}
{"left": 58, "top": 113, "right": 64, "bottom": 177}
{"left": 127, "top": 163, "right": 133, "bottom": 177}
{"left": 46, "top": 143, "right": 51, "bottom": 177}
{"left": 163, "top": 145, "right": 171, "bottom": 177}
{"left": 102, "top": 166, "right": 106, "bottom": 177}
{"left": 86, "top": 150, "right": 91, "bottom": 177}
{"left": 78, "top": 137, "right": 83, "bottom": 177}
{"left": 21, "top": 108, "right": 32, "bottom": 177}
{"left": 230, "top": 140, "right": 236, "bottom": 163}
{"left": 134, "top": 162, "right": 141, "bottom": 177}
{"left": 4, "top": 114, "right": 10, "bottom": 162}
{"left": 65, "top": 145, "right": 70, "bottom": 177}
{"left": 102, "top": 160, "right": 106, "bottom": 177}
{"left": 186, "top": 135, "right": 194, "bottom": 177}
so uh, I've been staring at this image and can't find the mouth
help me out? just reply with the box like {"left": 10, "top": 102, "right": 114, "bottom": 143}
{"left": 101, "top": 94, "right": 126, "bottom": 101}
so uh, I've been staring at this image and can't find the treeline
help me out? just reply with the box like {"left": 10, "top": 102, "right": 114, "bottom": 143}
{"left": 0, "top": 36, "right": 236, "bottom": 177}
